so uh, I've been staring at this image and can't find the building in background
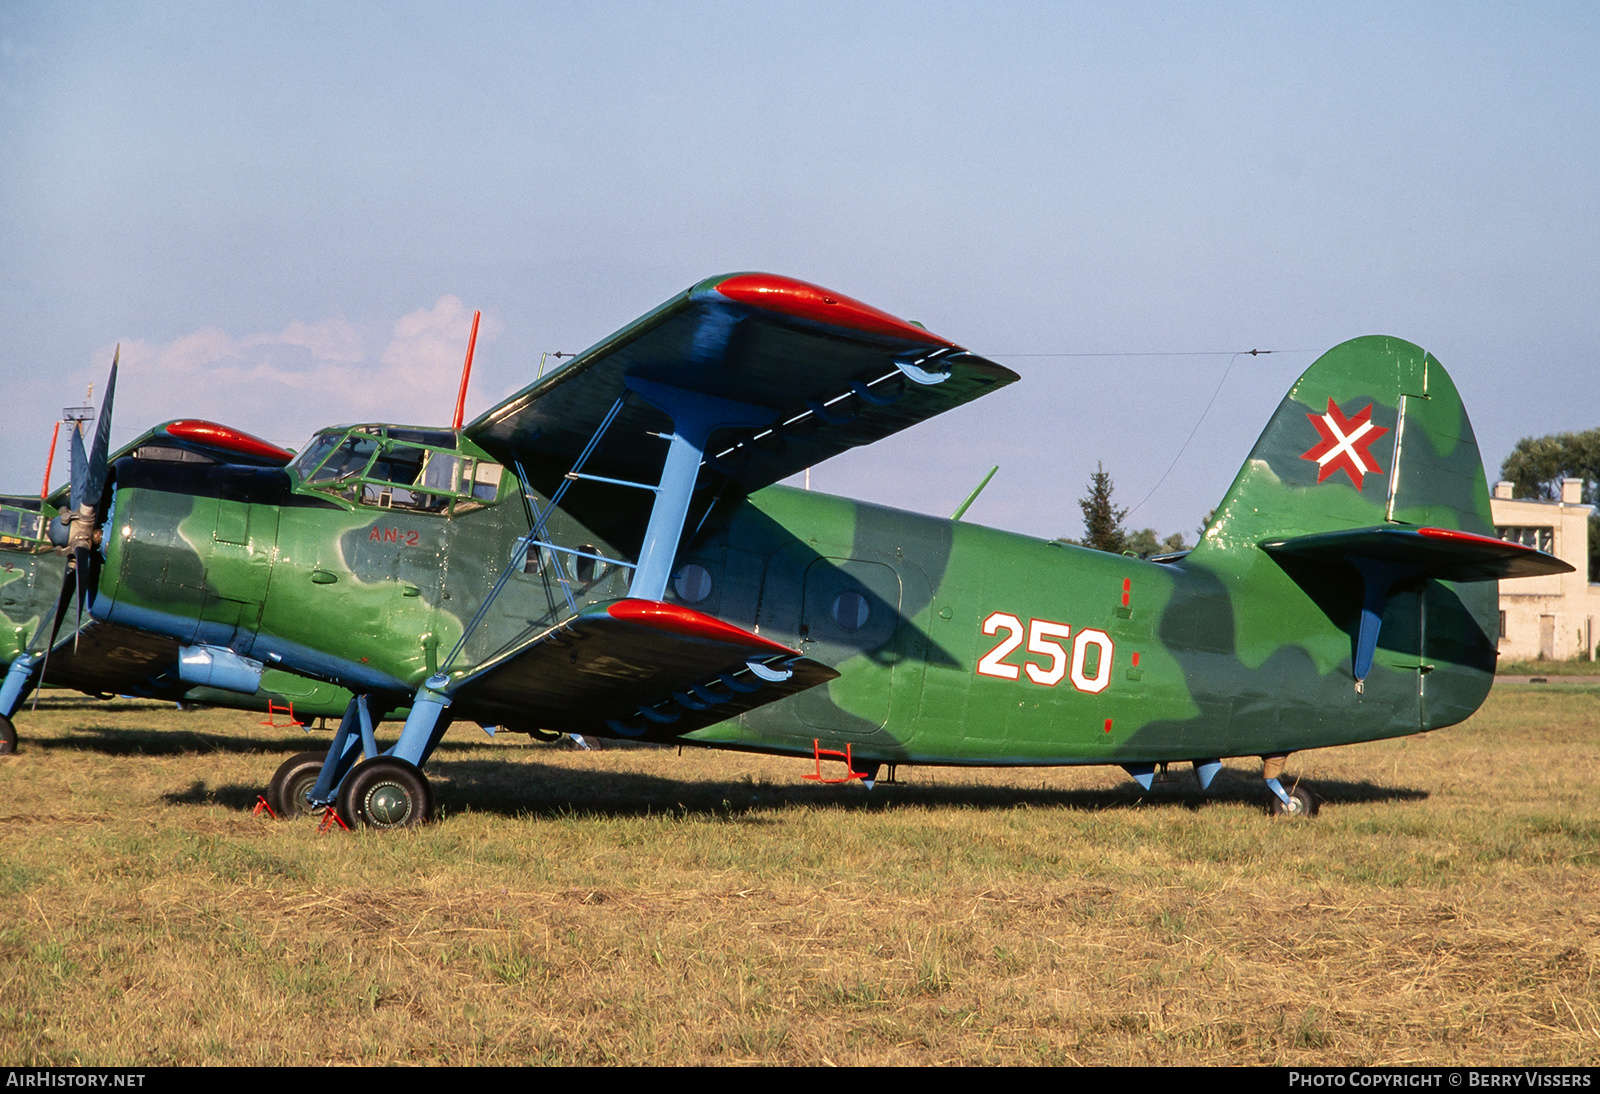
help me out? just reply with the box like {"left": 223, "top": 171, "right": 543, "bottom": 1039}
{"left": 1492, "top": 478, "right": 1599, "bottom": 662}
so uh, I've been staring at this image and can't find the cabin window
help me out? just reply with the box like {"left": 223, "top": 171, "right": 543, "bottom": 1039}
{"left": 569, "top": 544, "right": 608, "bottom": 586}
{"left": 471, "top": 463, "right": 502, "bottom": 501}
{"left": 1498, "top": 526, "right": 1553, "bottom": 554}
{"left": 419, "top": 452, "right": 460, "bottom": 495}
{"left": 833, "top": 590, "right": 870, "bottom": 631}
{"left": 673, "top": 563, "right": 712, "bottom": 604}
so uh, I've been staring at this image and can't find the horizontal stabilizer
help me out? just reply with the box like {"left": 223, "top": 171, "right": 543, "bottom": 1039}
{"left": 1261, "top": 525, "right": 1572, "bottom": 581}
{"left": 450, "top": 598, "right": 839, "bottom": 738}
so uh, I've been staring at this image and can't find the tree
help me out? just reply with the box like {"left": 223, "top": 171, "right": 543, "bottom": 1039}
{"left": 1126, "top": 528, "right": 1191, "bottom": 558}
{"left": 1079, "top": 462, "right": 1129, "bottom": 554}
{"left": 1500, "top": 429, "right": 1600, "bottom": 581}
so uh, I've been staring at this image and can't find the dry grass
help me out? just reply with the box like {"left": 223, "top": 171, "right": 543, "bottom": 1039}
{"left": 1499, "top": 659, "right": 1600, "bottom": 677}
{"left": 1, "top": 686, "right": 1598, "bottom": 1065}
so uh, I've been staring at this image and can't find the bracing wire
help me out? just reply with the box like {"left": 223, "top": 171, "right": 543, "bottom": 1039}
{"left": 1117, "top": 350, "right": 1307, "bottom": 521}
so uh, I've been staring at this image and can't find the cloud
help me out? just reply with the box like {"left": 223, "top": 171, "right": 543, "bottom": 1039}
{"left": 92, "top": 299, "right": 498, "bottom": 451}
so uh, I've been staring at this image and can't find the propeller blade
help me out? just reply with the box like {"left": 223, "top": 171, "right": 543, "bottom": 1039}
{"left": 25, "top": 562, "right": 78, "bottom": 709}
{"left": 28, "top": 562, "right": 76, "bottom": 656}
{"left": 68, "top": 423, "right": 87, "bottom": 514}
{"left": 72, "top": 544, "right": 92, "bottom": 651}
{"left": 81, "top": 347, "right": 118, "bottom": 511}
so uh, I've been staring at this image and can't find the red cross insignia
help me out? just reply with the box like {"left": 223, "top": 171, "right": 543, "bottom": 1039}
{"left": 1301, "top": 399, "right": 1389, "bottom": 489}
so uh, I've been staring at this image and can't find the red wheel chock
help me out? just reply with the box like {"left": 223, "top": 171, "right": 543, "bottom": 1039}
{"left": 802, "top": 738, "right": 871, "bottom": 784}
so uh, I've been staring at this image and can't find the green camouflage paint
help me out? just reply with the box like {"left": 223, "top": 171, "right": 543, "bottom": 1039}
{"left": 85, "top": 335, "right": 1517, "bottom": 790}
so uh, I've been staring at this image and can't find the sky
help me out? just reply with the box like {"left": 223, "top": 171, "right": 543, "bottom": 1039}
{"left": 1, "top": 1, "right": 1596, "bottom": 543}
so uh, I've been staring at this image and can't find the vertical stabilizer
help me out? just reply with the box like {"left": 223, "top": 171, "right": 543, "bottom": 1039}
{"left": 1193, "top": 336, "right": 1494, "bottom": 557}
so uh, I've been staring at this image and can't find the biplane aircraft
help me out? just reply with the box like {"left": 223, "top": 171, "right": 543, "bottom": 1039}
{"left": 5, "top": 273, "right": 1569, "bottom": 826}
{"left": 0, "top": 419, "right": 355, "bottom": 750}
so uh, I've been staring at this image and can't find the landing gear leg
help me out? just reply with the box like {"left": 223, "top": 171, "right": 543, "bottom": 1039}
{"left": 333, "top": 680, "right": 451, "bottom": 829}
{"left": 1262, "top": 752, "right": 1317, "bottom": 817}
{"left": 0, "top": 654, "right": 41, "bottom": 753}
{"left": 280, "top": 694, "right": 372, "bottom": 820}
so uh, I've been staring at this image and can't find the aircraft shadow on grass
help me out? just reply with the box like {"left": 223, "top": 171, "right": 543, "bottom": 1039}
{"left": 33, "top": 726, "right": 492, "bottom": 759}
{"left": 159, "top": 754, "right": 1429, "bottom": 819}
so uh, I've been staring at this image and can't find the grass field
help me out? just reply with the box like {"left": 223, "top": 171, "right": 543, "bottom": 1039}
{"left": 1, "top": 686, "right": 1598, "bottom": 1066}
{"left": 1499, "top": 660, "right": 1600, "bottom": 677}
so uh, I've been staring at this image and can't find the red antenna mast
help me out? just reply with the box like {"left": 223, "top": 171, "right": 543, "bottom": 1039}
{"left": 452, "top": 310, "right": 482, "bottom": 430}
{"left": 40, "top": 422, "right": 61, "bottom": 499}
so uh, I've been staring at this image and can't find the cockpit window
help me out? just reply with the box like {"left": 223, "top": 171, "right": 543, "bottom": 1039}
{"left": 307, "top": 434, "right": 381, "bottom": 484}
{"left": 292, "top": 427, "right": 504, "bottom": 515}
{"left": 0, "top": 501, "right": 47, "bottom": 550}
{"left": 368, "top": 444, "right": 427, "bottom": 488}
{"left": 290, "top": 432, "right": 347, "bottom": 481}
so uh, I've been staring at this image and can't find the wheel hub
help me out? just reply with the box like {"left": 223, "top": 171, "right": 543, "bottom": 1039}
{"left": 365, "top": 782, "right": 413, "bottom": 826}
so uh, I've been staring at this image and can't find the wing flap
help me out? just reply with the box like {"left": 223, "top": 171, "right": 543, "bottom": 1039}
{"left": 450, "top": 598, "right": 839, "bottom": 737}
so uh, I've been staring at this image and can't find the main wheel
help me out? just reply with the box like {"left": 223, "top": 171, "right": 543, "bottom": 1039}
{"left": 1268, "top": 784, "right": 1318, "bottom": 818}
{"left": 267, "top": 750, "right": 332, "bottom": 818}
{"left": 336, "top": 757, "right": 432, "bottom": 830}
{"left": 0, "top": 713, "right": 16, "bottom": 755}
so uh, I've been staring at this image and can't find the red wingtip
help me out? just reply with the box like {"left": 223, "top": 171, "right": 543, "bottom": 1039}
{"left": 606, "top": 599, "right": 800, "bottom": 656}
{"left": 163, "top": 420, "right": 294, "bottom": 464}
{"left": 713, "top": 273, "right": 953, "bottom": 347}
{"left": 1416, "top": 526, "right": 1524, "bottom": 549}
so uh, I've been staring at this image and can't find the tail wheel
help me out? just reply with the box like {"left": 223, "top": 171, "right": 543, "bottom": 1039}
{"left": 267, "top": 750, "right": 332, "bottom": 817}
{"left": 0, "top": 713, "right": 15, "bottom": 755}
{"left": 336, "top": 757, "right": 433, "bottom": 829}
{"left": 1269, "top": 784, "right": 1318, "bottom": 818}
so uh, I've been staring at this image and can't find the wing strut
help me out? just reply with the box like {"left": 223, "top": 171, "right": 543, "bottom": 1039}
{"left": 622, "top": 376, "right": 773, "bottom": 600}
{"left": 392, "top": 380, "right": 774, "bottom": 766}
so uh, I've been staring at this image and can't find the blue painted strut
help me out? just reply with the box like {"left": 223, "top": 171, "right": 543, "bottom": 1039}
{"left": 308, "top": 693, "right": 374, "bottom": 807}
{"left": 389, "top": 376, "right": 775, "bottom": 774}
{"left": 1349, "top": 557, "right": 1422, "bottom": 684}
{"left": 0, "top": 655, "right": 40, "bottom": 718}
{"left": 623, "top": 377, "right": 774, "bottom": 601}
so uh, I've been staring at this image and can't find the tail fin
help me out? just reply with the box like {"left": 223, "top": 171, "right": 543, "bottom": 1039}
{"left": 1192, "top": 335, "right": 1494, "bottom": 555}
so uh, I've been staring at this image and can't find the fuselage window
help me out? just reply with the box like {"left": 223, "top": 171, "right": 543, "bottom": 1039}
{"left": 673, "top": 563, "right": 713, "bottom": 604}
{"left": 570, "top": 545, "right": 608, "bottom": 586}
{"left": 833, "top": 590, "right": 869, "bottom": 631}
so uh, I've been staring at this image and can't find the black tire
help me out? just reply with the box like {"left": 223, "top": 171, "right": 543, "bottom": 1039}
{"left": 0, "top": 713, "right": 15, "bottom": 755}
{"left": 336, "top": 756, "right": 432, "bottom": 830}
{"left": 267, "top": 750, "right": 332, "bottom": 818}
{"left": 1268, "top": 784, "right": 1318, "bottom": 818}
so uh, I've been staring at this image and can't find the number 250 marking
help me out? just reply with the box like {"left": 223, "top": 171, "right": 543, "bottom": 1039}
{"left": 977, "top": 611, "right": 1114, "bottom": 694}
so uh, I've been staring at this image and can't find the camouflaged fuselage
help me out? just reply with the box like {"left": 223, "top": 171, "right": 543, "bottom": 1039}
{"left": 93, "top": 335, "right": 1502, "bottom": 767}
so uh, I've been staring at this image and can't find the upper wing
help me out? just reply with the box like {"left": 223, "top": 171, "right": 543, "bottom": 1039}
{"left": 465, "top": 273, "right": 1018, "bottom": 494}
{"left": 448, "top": 597, "right": 838, "bottom": 738}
